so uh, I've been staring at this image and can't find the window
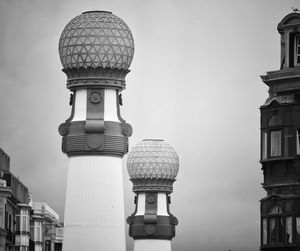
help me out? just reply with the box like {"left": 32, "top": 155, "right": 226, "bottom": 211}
{"left": 15, "top": 247, "right": 28, "bottom": 251}
{"left": 270, "top": 217, "right": 284, "bottom": 244}
{"left": 271, "top": 130, "right": 282, "bottom": 157}
{"left": 261, "top": 205, "right": 295, "bottom": 246}
{"left": 45, "top": 241, "right": 51, "bottom": 251}
{"left": 0, "top": 236, "right": 5, "bottom": 247}
{"left": 0, "top": 199, "right": 5, "bottom": 229}
{"left": 297, "top": 217, "right": 300, "bottom": 235}
{"left": 286, "top": 217, "right": 292, "bottom": 243}
{"left": 16, "top": 209, "right": 29, "bottom": 233}
{"left": 16, "top": 215, "right": 20, "bottom": 231}
{"left": 262, "top": 131, "right": 267, "bottom": 160}
{"left": 269, "top": 115, "right": 282, "bottom": 126}
{"left": 297, "top": 129, "right": 300, "bottom": 155}
{"left": 21, "top": 210, "right": 29, "bottom": 232}
{"left": 284, "top": 128, "right": 293, "bottom": 157}
{"left": 34, "top": 222, "right": 42, "bottom": 242}
{"left": 270, "top": 205, "right": 282, "bottom": 214}
{"left": 294, "top": 35, "right": 300, "bottom": 66}
{"left": 8, "top": 213, "right": 11, "bottom": 231}
{"left": 262, "top": 218, "right": 267, "bottom": 244}
{"left": 261, "top": 115, "right": 285, "bottom": 159}
{"left": 5, "top": 211, "right": 7, "bottom": 230}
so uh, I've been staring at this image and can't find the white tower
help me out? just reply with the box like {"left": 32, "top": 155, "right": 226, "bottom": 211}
{"left": 58, "top": 11, "right": 134, "bottom": 251}
{"left": 127, "top": 139, "right": 179, "bottom": 251}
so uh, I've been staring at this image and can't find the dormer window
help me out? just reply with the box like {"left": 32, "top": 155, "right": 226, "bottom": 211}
{"left": 294, "top": 34, "right": 300, "bottom": 66}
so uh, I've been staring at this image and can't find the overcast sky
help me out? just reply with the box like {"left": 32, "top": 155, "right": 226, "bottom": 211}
{"left": 0, "top": 0, "right": 299, "bottom": 250}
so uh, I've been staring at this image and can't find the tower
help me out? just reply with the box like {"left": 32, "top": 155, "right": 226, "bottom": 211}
{"left": 260, "top": 12, "right": 300, "bottom": 250}
{"left": 58, "top": 11, "right": 134, "bottom": 251}
{"left": 126, "top": 139, "right": 179, "bottom": 251}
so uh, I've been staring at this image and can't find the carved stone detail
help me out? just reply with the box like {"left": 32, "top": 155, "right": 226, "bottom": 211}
{"left": 89, "top": 92, "right": 102, "bottom": 104}
{"left": 58, "top": 122, "right": 69, "bottom": 136}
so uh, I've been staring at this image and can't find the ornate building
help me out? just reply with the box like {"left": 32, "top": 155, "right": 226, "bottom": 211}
{"left": 30, "top": 202, "right": 63, "bottom": 251}
{"left": 260, "top": 12, "right": 300, "bottom": 250}
{"left": 0, "top": 148, "right": 63, "bottom": 251}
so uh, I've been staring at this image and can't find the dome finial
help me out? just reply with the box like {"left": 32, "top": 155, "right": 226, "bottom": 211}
{"left": 58, "top": 11, "right": 134, "bottom": 90}
{"left": 127, "top": 139, "right": 179, "bottom": 193}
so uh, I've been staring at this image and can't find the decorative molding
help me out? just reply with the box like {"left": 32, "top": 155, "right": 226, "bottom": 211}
{"left": 262, "top": 94, "right": 295, "bottom": 106}
{"left": 59, "top": 121, "right": 131, "bottom": 157}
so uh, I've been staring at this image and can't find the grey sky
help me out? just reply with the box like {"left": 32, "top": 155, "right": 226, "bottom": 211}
{"left": 0, "top": 0, "right": 299, "bottom": 250}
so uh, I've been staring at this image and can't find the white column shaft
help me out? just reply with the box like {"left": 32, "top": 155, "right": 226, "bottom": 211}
{"left": 63, "top": 156, "right": 126, "bottom": 251}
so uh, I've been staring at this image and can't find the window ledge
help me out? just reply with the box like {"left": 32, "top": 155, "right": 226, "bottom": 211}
{"left": 260, "top": 156, "right": 295, "bottom": 163}
{"left": 261, "top": 243, "right": 296, "bottom": 248}
{"left": 261, "top": 67, "right": 300, "bottom": 84}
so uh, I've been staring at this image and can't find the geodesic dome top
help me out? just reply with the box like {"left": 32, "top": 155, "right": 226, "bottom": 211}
{"left": 58, "top": 11, "right": 134, "bottom": 71}
{"left": 127, "top": 139, "right": 179, "bottom": 181}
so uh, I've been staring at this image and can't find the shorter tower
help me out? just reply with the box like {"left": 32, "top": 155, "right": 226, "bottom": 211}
{"left": 126, "top": 139, "right": 179, "bottom": 251}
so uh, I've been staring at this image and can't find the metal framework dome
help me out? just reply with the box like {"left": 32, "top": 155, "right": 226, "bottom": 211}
{"left": 127, "top": 139, "right": 179, "bottom": 193}
{"left": 59, "top": 11, "right": 134, "bottom": 71}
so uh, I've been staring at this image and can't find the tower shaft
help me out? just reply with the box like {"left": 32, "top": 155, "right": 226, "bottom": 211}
{"left": 60, "top": 86, "right": 129, "bottom": 251}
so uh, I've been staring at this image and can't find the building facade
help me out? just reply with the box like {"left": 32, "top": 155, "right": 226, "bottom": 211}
{"left": 0, "top": 148, "right": 63, "bottom": 251}
{"left": 260, "top": 12, "right": 300, "bottom": 250}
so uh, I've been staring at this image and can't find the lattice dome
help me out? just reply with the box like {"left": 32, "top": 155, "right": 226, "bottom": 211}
{"left": 59, "top": 11, "right": 134, "bottom": 71}
{"left": 127, "top": 139, "right": 179, "bottom": 181}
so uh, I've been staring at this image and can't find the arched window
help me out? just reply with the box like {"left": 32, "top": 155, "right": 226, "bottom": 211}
{"left": 270, "top": 205, "right": 282, "bottom": 214}
{"left": 269, "top": 115, "right": 282, "bottom": 126}
{"left": 261, "top": 115, "right": 294, "bottom": 160}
